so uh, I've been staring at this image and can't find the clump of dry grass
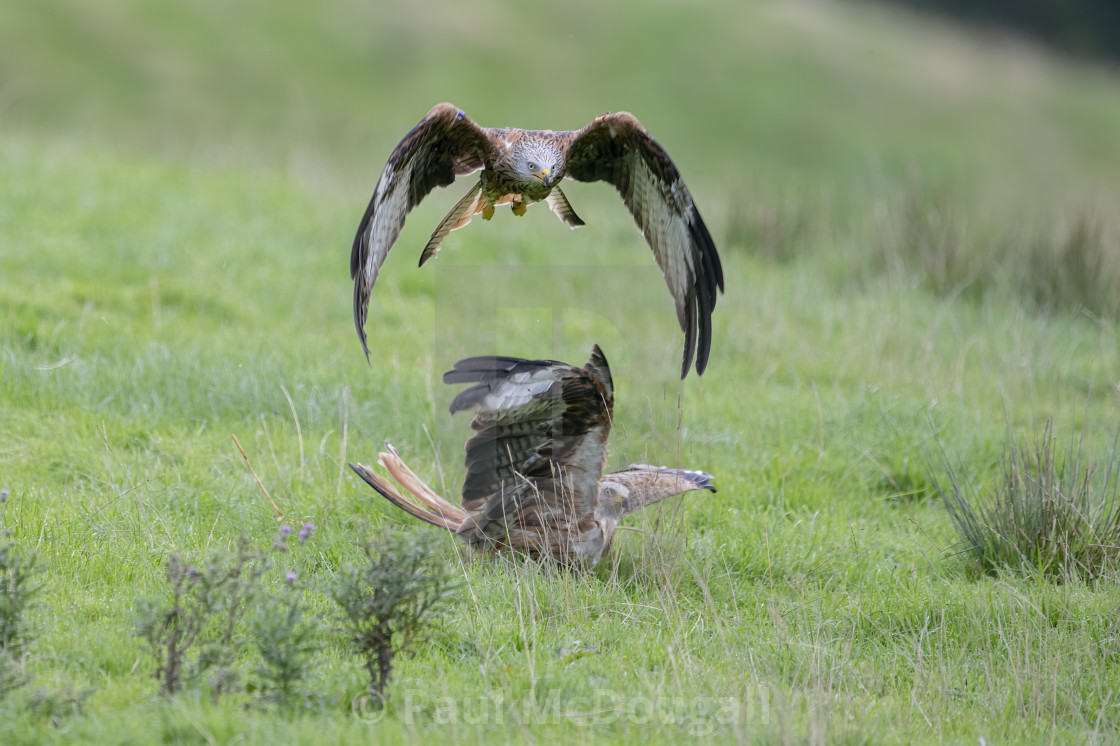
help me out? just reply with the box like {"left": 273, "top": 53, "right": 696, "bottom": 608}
{"left": 871, "top": 176, "right": 981, "bottom": 297}
{"left": 889, "top": 190, "right": 1120, "bottom": 318}
{"left": 1016, "top": 210, "right": 1120, "bottom": 319}
{"left": 778, "top": 173, "right": 1120, "bottom": 320}
{"left": 938, "top": 421, "right": 1120, "bottom": 580}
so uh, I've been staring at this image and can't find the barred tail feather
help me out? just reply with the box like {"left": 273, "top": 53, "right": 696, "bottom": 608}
{"left": 349, "top": 461, "right": 458, "bottom": 531}
{"left": 545, "top": 187, "right": 586, "bottom": 228}
{"left": 419, "top": 180, "right": 485, "bottom": 267}
{"left": 377, "top": 443, "right": 468, "bottom": 524}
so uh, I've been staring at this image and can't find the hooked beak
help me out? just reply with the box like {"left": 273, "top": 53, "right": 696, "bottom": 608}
{"left": 538, "top": 168, "right": 552, "bottom": 187}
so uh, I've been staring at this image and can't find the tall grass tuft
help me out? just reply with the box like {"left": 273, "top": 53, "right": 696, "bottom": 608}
{"left": 849, "top": 174, "right": 1120, "bottom": 319}
{"left": 871, "top": 176, "right": 979, "bottom": 298}
{"left": 1017, "top": 210, "right": 1120, "bottom": 319}
{"left": 938, "top": 421, "right": 1120, "bottom": 580}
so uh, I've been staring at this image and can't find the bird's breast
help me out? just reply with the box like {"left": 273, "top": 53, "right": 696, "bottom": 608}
{"left": 481, "top": 170, "right": 552, "bottom": 203}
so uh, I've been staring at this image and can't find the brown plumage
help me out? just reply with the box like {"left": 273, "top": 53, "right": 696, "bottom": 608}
{"left": 349, "top": 345, "right": 716, "bottom": 566}
{"left": 351, "top": 103, "right": 725, "bottom": 378}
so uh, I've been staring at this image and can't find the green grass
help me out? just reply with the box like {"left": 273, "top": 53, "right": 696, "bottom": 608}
{"left": 2, "top": 0, "right": 1120, "bottom": 742}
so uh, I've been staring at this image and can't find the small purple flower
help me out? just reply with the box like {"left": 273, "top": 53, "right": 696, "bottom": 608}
{"left": 0, "top": 489, "right": 8, "bottom": 504}
{"left": 285, "top": 571, "right": 298, "bottom": 584}
{"left": 298, "top": 522, "right": 314, "bottom": 544}
{"left": 279, "top": 524, "right": 292, "bottom": 537}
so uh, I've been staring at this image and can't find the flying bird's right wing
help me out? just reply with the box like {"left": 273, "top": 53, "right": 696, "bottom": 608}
{"left": 351, "top": 103, "right": 491, "bottom": 361}
{"left": 565, "top": 113, "right": 724, "bottom": 378}
{"left": 443, "top": 346, "right": 615, "bottom": 541}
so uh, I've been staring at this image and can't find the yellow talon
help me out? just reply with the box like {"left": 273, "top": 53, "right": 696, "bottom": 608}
{"left": 482, "top": 203, "right": 495, "bottom": 221}
{"left": 511, "top": 201, "right": 528, "bottom": 217}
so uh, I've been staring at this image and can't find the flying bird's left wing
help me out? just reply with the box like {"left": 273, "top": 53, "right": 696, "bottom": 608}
{"left": 351, "top": 103, "right": 491, "bottom": 361}
{"left": 564, "top": 113, "right": 724, "bottom": 378}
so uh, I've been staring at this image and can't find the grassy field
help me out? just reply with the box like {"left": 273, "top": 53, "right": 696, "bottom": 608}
{"left": 3, "top": 0, "right": 1120, "bottom": 742}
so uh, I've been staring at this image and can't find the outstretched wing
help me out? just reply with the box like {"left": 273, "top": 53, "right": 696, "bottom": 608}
{"left": 564, "top": 113, "right": 724, "bottom": 378}
{"left": 351, "top": 103, "right": 492, "bottom": 360}
{"left": 443, "top": 346, "right": 614, "bottom": 532}
{"left": 602, "top": 464, "right": 716, "bottom": 518}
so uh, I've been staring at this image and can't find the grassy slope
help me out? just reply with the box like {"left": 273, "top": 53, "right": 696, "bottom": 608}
{"left": 2, "top": 0, "right": 1120, "bottom": 742}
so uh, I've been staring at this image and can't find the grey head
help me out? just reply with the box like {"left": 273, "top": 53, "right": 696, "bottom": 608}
{"left": 513, "top": 138, "right": 565, "bottom": 189}
{"left": 597, "top": 481, "right": 631, "bottom": 522}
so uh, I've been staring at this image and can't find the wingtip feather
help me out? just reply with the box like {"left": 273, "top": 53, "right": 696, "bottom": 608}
{"left": 680, "top": 300, "right": 696, "bottom": 379}
{"left": 353, "top": 292, "right": 372, "bottom": 365}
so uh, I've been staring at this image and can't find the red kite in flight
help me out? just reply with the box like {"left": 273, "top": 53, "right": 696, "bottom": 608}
{"left": 351, "top": 104, "right": 724, "bottom": 378}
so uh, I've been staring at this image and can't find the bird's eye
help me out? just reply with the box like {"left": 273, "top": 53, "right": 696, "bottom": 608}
{"left": 528, "top": 162, "right": 538, "bottom": 172}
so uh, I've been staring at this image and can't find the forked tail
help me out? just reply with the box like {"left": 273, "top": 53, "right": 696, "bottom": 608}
{"left": 418, "top": 180, "right": 486, "bottom": 267}
{"left": 349, "top": 443, "right": 467, "bottom": 531}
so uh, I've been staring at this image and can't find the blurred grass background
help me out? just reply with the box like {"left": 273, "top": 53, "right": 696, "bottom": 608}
{"left": 3, "top": 0, "right": 1120, "bottom": 742}
{"left": 6, "top": 0, "right": 1120, "bottom": 190}
{"left": 6, "top": 0, "right": 1120, "bottom": 319}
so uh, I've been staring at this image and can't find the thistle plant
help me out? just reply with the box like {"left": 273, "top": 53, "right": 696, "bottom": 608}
{"left": 135, "top": 525, "right": 327, "bottom": 702}
{"left": 1, "top": 488, "right": 39, "bottom": 699}
{"left": 331, "top": 531, "right": 458, "bottom": 705}
{"left": 135, "top": 535, "right": 268, "bottom": 697}
{"left": 249, "top": 567, "right": 319, "bottom": 706}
